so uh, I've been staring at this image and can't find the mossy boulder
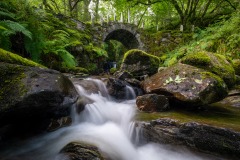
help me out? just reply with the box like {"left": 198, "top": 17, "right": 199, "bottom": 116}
{"left": 120, "top": 49, "right": 160, "bottom": 78}
{"left": 181, "top": 51, "right": 236, "bottom": 88}
{"left": 0, "top": 62, "right": 79, "bottom": 141}
{"left": 60, "top": 142, "right": 105, "bottom": 160}
{"left": 0, "top": 48, "right": 45, "bottom": 67}
{"left": 232, "top": 59, "right": 240, "bottom": 75}
{"left": 142, "top": 63, "right": 228, "bottom": 106}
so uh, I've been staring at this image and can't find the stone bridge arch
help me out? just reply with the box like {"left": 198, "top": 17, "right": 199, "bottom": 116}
{"left": 102, "top": 22, "right": 144, "bottom": 50}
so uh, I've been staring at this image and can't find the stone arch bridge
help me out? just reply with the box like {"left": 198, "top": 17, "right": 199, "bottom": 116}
{"left": 76, "top": 21, "right": 145, "bottom": 50}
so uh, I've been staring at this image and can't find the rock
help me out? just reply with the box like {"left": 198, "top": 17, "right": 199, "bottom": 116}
{"left": 215, "top": 86, "right": 240, "bottom": 108}
{"left": 106, "top": 78, "right": 143, "bottom": 100}
{"left": 120, "top": 49, "right": 160, "bottom": 79}
{"left": 47, "top": 116, "right": 72, "bottom": 132}
{"left": 140, "top": 118, "right": 240, "bottom": 159}
{"left": 75, "top": 96, "right": 94, "bottom": 113}
{"left": 114, "top": 70, "right": 133, "bottom": 80}
{"left": 59, "top": 142, "right": 105, "bottom": 160}
{"left": 232, "top": 59, "right": 240, "bottom": 75}
{"left": 142, "top": 63, "right": 228, "bottom": 106}
{"left": 136, "top": 94, "right": 170, "bottom": 112}
{"left": 181, "top": 51, "right": 236, "bottom": 88}
{"left": 107, "top": 78, "right": 133, "bottom": 100}
{"left": 0, "top": 62, "right": 78, "bottom": 141}
{"left": 73, "top": 79, "right": 100, "bottom": 94}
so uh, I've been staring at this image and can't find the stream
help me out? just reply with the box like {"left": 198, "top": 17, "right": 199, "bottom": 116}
{"left": 0, "top": 79, "right": 225, "bottom": 160}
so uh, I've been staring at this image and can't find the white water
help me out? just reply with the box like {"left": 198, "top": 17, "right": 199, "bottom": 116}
{"left": 1, "top": 79, "right": 217, "bottom": 160}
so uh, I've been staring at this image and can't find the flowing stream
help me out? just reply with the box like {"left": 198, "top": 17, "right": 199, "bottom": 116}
{"left": 1, "top": 79, "right": 220, "bottom": 160}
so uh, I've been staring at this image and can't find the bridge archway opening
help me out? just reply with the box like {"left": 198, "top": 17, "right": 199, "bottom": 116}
{"left": 104, "top": 29, "right": 139, "bottom": 49}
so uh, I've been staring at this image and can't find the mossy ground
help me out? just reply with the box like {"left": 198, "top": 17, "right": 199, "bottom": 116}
{"left": 137, "top": 102, "right": 240, "bottom": 132}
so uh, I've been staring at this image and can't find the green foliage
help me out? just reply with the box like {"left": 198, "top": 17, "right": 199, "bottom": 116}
{"left": 84, "top": 43, "right": 108, "bottom": 58}
{"left": 164, "top": 9, "right": 240, "bottom": 67}
{"left": 110, "top": 67, "right": 117, "bottom": 74}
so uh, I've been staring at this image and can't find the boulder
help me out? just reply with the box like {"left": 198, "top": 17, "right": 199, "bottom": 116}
{"left": 59, "top": 142, "right": 105, "bottom": 160}
{"left": 136, "top": 94, "right": 170, "bottom": 112}
{"left": 0, "top": 62, "right": 79, "bottom": 141}
{"left": 142, "top": 63, "right": 228, "bottom": 106}
{"left": 120, "top": 49, "right": 160, "bottom": 79}
{"left": 106, "top": 78, "right": 143, "bottom": 100}
{"left": 181, "top": 51, "right": 236, "bottom": 87}
{"left": 140, "top": 118, "right": 240, "bottom": 159}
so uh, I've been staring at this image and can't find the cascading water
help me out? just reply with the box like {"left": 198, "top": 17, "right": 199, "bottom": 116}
{"left": 0, "top": 78, "right": 217, "bottom": 160}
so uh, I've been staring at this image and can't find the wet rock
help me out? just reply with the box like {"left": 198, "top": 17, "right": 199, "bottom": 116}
{"left": 136, "top": 94, "right": 170, "bottom": 112}
{"left": 142, "top": 63, "right": 228, "bottom": 106}
{"left": 120, "top": 49, "right": 160, "bottom": 79}
{"left": 140, "top": 118, "right": 240, "bottom": 159}
{"left": 106, "top": 78, "right": 131, "bottom": 100}
{"left": 59, "top": 142, "right": 105, "bottom": 160}
{"left": 47, "top": 116, "right": 72, "bottom": 132}
{"left": 75, "top": 96, "right": 94, "bottom": 113}
{"left": 114, "top": 70, "right": 133, "bottom": 80}
{"left": 106, "top": 78, "right": 143, "bottom": 100}
{"left": 215, "top": 86, "right": 240, "bottom": 108}
{"left": 0, "top": 62, "right": 78, "bottom": 141}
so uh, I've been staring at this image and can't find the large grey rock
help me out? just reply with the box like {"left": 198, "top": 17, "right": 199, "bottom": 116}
{"left": 0, "top": 62, "right": 79, "bottom": 141}
{"left": 142, "top": 63, "right": 228, "bottom": 106}
{"left": 140, "top": 118, "right": 240, "bottom": 159}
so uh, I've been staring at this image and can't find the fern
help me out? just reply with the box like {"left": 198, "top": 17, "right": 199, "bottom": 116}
{"left": 0, "top": 20, "right": 32, "bottom": 39}
{"left": 58, "top": 49, "right": 76, "bottom": 67}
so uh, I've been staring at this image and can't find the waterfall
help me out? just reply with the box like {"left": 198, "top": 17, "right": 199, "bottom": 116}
{"left": 0, "top": 78, "right": 214, "bottom": 160}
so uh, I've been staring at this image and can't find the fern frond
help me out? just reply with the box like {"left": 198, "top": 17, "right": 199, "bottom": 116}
{"left": 0, "top": 11, "right": 16, "bottom": 20}
{"left": 57, "top": 49, "right": 76, "bottom": 67}
{"left": 0, "top": 20, "right": 32, "bottom": 39}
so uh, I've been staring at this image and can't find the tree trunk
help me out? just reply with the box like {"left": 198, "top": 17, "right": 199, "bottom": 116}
{"left": 94, "top": 0, "right": 99, "bottom": 22}
{"left": 83, "top": 0, "right": 91, "bottom": 21}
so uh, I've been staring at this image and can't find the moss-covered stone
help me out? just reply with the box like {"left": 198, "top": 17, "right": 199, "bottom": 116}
{"left": 0, "top": 64, "right": 27, "bottom": 111}
{"left": 142, "top": 63, "right": 228, "bottom": 106}
{"left": 181, "top": 51, "right": 236, "bottom": 88}
{"left": 232, "top": 59, "right": 240, "bottom": 75}
{"left": 0, "top": 48, "right": 45, "bottom": 68}
{"left": 121, "top": 49, "right": 160, "bottom": 77}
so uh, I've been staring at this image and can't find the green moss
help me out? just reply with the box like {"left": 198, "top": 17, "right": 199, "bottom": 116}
{"left": 61, "top": 67, "right": 89, "bottom": 74}
{"left": 122, "top": 49, "right": 160, "bottom": 65}
{"left": 181, "top": 51, "right": 211, "bottom": 66}
{"left": 181, "top": 51, "right": 236, "bottom": 87}
{"left": 232, "top": 59, "right": 240, "bottom": 75}
{"left": 0, "top": 64, "right": 27, "bottom": 111}
{"left": 0, "top": 48, "right": 45, "bottom": 68}
{"left": 110, "top": 68, "right": 117, "bottom": 74}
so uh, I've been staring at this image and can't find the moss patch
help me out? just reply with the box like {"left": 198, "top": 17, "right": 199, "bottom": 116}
{"left": 0, "top": 48, "right": 45, "bottom": 68}
{"left": 0, "top": 63, "right": 27, "bottom": 111}
{"left": 181, "top": 51, "right": 236, "bottom": 87}
{"left": 232, "top": 59, "right": 240, "bottom": 75}
{"left": 123, "top": 49, "right": 160, "bottom": 65}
